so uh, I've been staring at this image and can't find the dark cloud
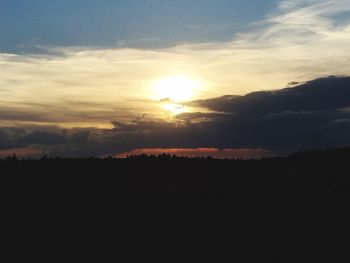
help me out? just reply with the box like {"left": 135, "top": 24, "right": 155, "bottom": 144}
{"left": 180, "top": 76, "right": 350, "bottom": 152}
{"left": 20, "top": 130, "right": 90, "bottom": 145}
{"left": 0, "top": 128, "right": 26, "bottom": 150}
{"left": 192, "top": 76, "right": 350, "bottom": 114}
{"left": 0, "top": 127, "right": 91, "bottom": 156}
{"left": 106, "top": 76, "right": 350, "bottom": 154}
{"left": 1, "top": 76, "right": 350, "bottom": 157}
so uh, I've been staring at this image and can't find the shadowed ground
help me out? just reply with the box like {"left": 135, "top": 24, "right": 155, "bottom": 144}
{"left": 1, "top": 149, "right": 350, "bottom": 262}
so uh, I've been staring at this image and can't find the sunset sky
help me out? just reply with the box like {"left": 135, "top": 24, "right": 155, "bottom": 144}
{"left": 1, "top": 0, "right": 350, "bottom": 158}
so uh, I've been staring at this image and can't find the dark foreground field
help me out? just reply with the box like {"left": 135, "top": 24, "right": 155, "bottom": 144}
{"left": 2, "top": 149, "right": 350, "bottom": 262}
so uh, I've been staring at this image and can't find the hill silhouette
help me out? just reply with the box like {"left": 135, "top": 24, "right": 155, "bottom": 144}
{"left": 2, "top": 148, "right": 350, "bottom": 262}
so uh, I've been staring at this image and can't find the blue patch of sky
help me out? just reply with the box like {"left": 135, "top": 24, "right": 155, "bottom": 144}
{"left": 0, "top": 0, "right": 279, "bottom": 53}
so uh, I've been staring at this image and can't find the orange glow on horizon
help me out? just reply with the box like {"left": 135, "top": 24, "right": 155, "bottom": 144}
{"left": 116, "top": 148, "right": 273, "bottom": 159}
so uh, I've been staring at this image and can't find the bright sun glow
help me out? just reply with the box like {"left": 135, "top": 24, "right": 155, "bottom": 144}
{"left": 152, "top": 75, "right": 201, "bottom": 102}
{"left": 162, "top": 103, "right": 187, "bottom": 114}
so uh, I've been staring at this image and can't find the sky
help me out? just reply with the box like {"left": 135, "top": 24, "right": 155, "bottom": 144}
{"left": 0, "top": 0, "right": 278, "bottom": 52}
{"left": 0, "top": 0, "right": 350, "bottom": 158}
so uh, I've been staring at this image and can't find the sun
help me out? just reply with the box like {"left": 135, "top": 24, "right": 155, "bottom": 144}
{"left": 152, "top": 75, "right": 201, "bottom": 102}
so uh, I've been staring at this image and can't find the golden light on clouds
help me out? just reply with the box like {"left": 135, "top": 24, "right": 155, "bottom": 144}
{"left": 152, "top": 74, "right": 205, "bottom": 114}
{"left": 152, "top": 75, "right": 201, "bottom": 102}
{"left": 0, "top": 0, "right": 349, "bottom": 128}
{"left": 162, "top": 103, "right": 187, "bottom": 115}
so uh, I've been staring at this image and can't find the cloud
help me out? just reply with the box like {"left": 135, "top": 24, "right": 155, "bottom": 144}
{"left": 0, "top": 127, "right": 92, "bottom": 156}
{"left": 0, "top": 128, "right": 26, "bottom": 150}
{"left": 192, "top": 77, "right": 350, "bottom": 114}
{"left": 0, "top": 0, "right": 349, "bottom": 129}
{"left": 0, "top": 1, "right": 350, "bottom": 157}
{"left": 20, "top": 130, "right": 90, "bottom": 145}
{"left": 107, "top": 76, "right": 350, "bottom": 154}
{"left": 0, "top": 76, "right": 350, "bottom": 158}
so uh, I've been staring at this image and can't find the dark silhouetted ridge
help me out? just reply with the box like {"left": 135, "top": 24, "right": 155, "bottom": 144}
{"left": 1, "top": 148, "right": 350, "bottom": 262}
